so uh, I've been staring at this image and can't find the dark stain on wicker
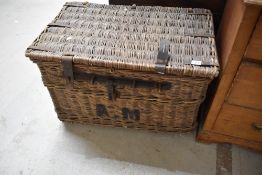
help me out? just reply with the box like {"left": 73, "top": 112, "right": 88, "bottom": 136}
{"left": 26, "top": 2, "right": 219, "bottom": 132}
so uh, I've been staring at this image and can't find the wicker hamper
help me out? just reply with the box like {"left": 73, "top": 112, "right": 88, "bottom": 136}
{"left": 25, "top": 2, "right": 219, "bottom": 132}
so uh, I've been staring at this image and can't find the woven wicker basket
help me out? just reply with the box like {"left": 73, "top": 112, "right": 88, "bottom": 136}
{"left": 25, "top": 2, "right": 219, "bottom": 132}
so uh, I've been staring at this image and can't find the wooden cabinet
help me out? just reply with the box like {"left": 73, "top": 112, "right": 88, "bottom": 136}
{"left": 227, "top": 62, "right": 262, "bottom": 110}
{"left": 245, "top": 15, "right": 262, "bottom": 62}
{"left": 214, "top": 104, "right": 262, "bottom": 143}
{"left": 198, "top": 0, "right": 262, "bottom": 152}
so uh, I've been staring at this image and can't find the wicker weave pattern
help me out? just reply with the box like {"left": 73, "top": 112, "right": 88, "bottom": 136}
{"left": 36, "top": 61, "right": 208, "bottom": 132}
{"left": 26, "top": 2, "right": 219, "bottom": 132}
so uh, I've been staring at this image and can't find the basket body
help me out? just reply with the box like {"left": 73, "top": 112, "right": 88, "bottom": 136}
{"left": 26, "top": 2, "right": 219, "bottom": 132}
{"left": 35, "top": 61, "right": 210, "bottom": 132}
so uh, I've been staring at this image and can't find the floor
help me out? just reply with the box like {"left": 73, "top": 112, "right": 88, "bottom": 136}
{"left": 0, "top": 0, "right": 261, "bottom": 175}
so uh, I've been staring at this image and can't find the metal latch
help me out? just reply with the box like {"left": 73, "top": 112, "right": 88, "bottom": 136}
{"left": 155, "top": 39, "right": 170, "bottom": 74}
{"left": 62, "top": 55, "right": 74, "bottom": 88}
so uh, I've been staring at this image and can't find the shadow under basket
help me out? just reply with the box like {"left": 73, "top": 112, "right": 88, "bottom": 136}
{"left": 26, "top": 2, "right": 219, "bottom": 132}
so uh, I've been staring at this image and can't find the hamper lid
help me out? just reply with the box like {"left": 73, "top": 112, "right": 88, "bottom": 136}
{"left": 25, "top": 2, "right": 219, "bottom": 78}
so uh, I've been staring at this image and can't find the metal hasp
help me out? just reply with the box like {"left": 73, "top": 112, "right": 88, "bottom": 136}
{"left": 155, "top": 39, "right": 170, "bottom": 74}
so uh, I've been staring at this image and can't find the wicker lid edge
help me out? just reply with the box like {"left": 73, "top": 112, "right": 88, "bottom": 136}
{"left": 25, "top": 2, "right": 219, "bottom": 79}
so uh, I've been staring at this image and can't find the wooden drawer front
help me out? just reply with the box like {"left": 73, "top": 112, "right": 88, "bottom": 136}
{"left": 214, "top": 103, "right": 262, "bottom": 143}
{"left": 245, "top": 14, "right": 262, "bottom": 62}
{"left": 227, "top": 62, "right": 262, "bottom": 110}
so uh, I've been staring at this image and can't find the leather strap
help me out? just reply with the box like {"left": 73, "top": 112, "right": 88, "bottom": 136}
{"left": 62, "top": 55, "right": 74, "bottom": 88}
{"left": 107, "top": 79, "right": 117, "bottom": 101}
{"left": 27, "top": 45, "right": 52, "bottom": 52}
{"left": 47, "top": 22, "right": 72, "bottom": 28}
{"left": 64, "top": 2, "right": 88, "bottom": 8}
